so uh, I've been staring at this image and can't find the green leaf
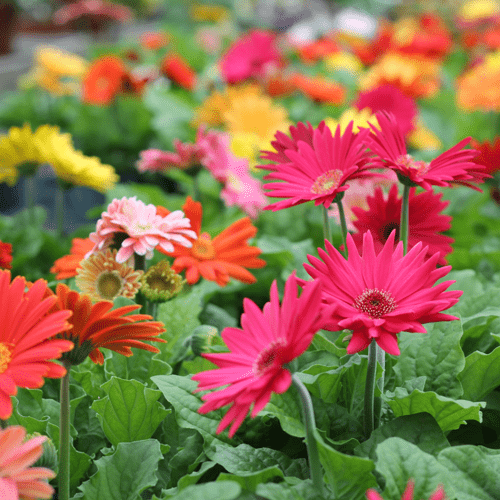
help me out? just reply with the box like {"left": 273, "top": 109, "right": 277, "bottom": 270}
{"left": 394, "top": 321, "right": 465, "bottom": 399}
{"left": 91, "top": 377, "right": 170, "bottom": 446}
{"left": 386, "top": 389, "right": 484, "bottom": 432}
{"left": 74, "top": 439, "right": 163, "bottom": 500}
{"left": 177, "top": 461, "right": 219, "bottom": 489}
{"left": 459, "top": 345, "right": 500, "bottom": 401}
{"left": 355, "top": 413, "right": 450, "bottom": 461}
{"left": 161, "top": 481, "right": 242, "bottom": 500}
{"left": 260, "top": 387, "right": 304, "bottom": 438}
{"left": 256, "top": 480, "right": 330, "bottom": 500}
{"left": 217, "top": 469, "right": 284, "bottom": 493}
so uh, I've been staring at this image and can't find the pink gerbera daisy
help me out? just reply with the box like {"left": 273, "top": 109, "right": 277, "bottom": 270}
{"left": 192, "top": 273, "right": 328, "bottom": 438}
{"left": 260, "top": 121, "right": 375, "bottom": 210}
{"left": 351, "top": 184, "right": 453, "bottom": 265}
{"left": 88, "top": 197, "right": 196, "bottom": 263}
{"left": 0, "top": 426, "right": 56, "bottom": 500}
{"left": 367, "top": 479, "right": 446, "bottom": 500}
{"left": 367, "top": 112, "right": 488, "bottom": 191}
{"left": 303, "top": 231, "right": 462, "bottom": 355}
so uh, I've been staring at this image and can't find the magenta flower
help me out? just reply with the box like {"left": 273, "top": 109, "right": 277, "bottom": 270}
{"left": 261, "top": 121, "right": 376, "bottom": 210}
{"left": 192, "top": 273, "right": 328, "bottom": 438}
{"left": 89, "top": 197, "right": 196, "bottom": 263}
{"left": 220, "top": 30, "right": 282, "bottom": 84}
{"left": 367, "top": 479, "right": 446, "bottom": 500}
{"left": 367, "top": 112, "right": 488, "bottom": 191}
{"left": 303, "top": 231, "right": 462, "bottom": 355}
{"left": 54, "top": 0, "right": 132, "bottom": 27}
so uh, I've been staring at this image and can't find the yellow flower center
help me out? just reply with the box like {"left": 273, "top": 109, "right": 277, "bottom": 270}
{"left": 96, "top": 270, "right": 123, "bottom": 300}
{"left": 354, "top": 288, "right": 397, "bottom": 318}
{"left": 253, "top": 339, "right": 287, "bottom": 376}
{"left": 147, "top": 276, "right": 175, "bottom": 293}
{"left": 192, "top": 233, "right": 216, "bottom": 260}
{"left": 0, "top": 342, "right": 12, "bottom": 374}
{"left": 396, "top": 154, "right": 429, "bottom": 175}
{"left": 310, "top": 169, "right": 343, "bottom": 195}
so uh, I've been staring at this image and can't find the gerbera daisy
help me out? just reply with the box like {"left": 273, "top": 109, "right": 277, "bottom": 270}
{"left": 0, "top": 425, "right": 56, "bottom": 500}
{"left": 261, "top": 121, "right": 374, "bottom": 210}
{"left": 303, "top": 231, "right": 462, "bottom": 355}
{"left": 192, "top": 272, "right": 327, "bottom": 437}
{"left": 161, "top": 53, "right": 197, "bottom": 90}
{"left": 50, "top": 237, "right": 94, "bottom": 280}
{"left": 82, "top": 55, "right": 128, "bottom": 105}
{"left": 0, "top": 271, "right": 73, "bottom": 420}
{"left": 139, "top": 260, "right": 184, "bottom": 303}
{"left": 88, "top": 196, "right": 196, "bottom": 263}
{"left": 367, "top": 112, "right": 488, "bottom": 191}
{"left": 470, "top": 137, "right": 500, "bottom": 176}
{"left": 158, "top": 196, "right": 265, "bottom": 287}
{"left": 0, "top": 241, "right": 13, "bottom": 270}
{"left": 140, "top": 32, "right": 170, "bottom": 50}
{"left": 47, "top": 283, "right": 165, "bottom": 366}
{"left": 76, "top": 248, "right": 143, "bottom": 301}
{"left": 324, "top": 108, "right": 379, "bottom": 135}
{"left": 289, "top": 73, "right": 346, "bottom": 104}
{"left": 351, "top": 184, "right": 453, "bottom": 264}
{"left": 366, "top": 479, "right": 446, "bottom": 500}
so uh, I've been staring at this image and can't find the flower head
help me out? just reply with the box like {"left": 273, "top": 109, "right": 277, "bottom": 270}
{"left": 351, "top": 184, "right": 453, "bottom": 265}
{"left": 290, "top": 73, "right": 346, "bottom": 104}
{"left": 261, "top": 121, "right": 374, "bottom": 210}
{"left": 470, "top": 137, "right": 500, "bottom": 176}
{"left": 82, "top": 55, "right": 128, "bottom": 105}
{"left": 0, "top": 426, "right": 56, "bottom": 500}
{"left": 366, "top": 479, "right": 446, "bottom": 500}
{"left": 192, "top": 273, "right": 327, "bottom": 437}
{"left": 161, "top": 53, "right": 197, "bottom": 90}
{"left": 303, "top": 231, "right": 462, "bottom": 355}
{"left": 48, "top": 284, "right": 165, "bottom": 366}
{"left": 89, "top": 196, "right": 196, "bottom": 263}
{"left": 0, "top": 271, "right": 73, "bottom": 419}
{"left": 136, "top": 140, "right": 204, "bottom": 173}
{"left": 0, "top": 241, "right": 13, "bottom": 269}
{"left": 140, "top": 260, "right": 184, "bottom": 302}
{"left": 51, "top": 237, "right": 94, "bottom": 280}
{"left": 159, "top": 197, "right": 266, "bottom": 287}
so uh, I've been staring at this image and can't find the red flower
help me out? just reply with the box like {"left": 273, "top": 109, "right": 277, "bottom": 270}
{"left": 296, "top": 37, "right": 340, "bottom": 64}
{"left": 290, "top": 73, "right": 346, "bottom": 104}
{"left": 51, "top": 238, "right": 94, "bottom": 280}
{"left": 351, "top": 184, "right": 453, "bottom": 265}
{"left": 140, "top": 32, "right": 169, "bottom": 50}
{"left": 192, "top": 273, "right": 328, "bottom": 437}
{"left": 161, "top": 53, "right": 197, "bottom": 90}
{"left": 0, "top": 241, "right": 12, "bottom": 269}
{"left": 470, "top": 137, "right": 500, "bottom": 176}
{"left": 82, "top": 55, "right": 128, "bottom": 105}
{"left": 350, "top": 20, "right": 393, "bottom": 66}
{"left": 367, "top": 478, "right": 446, "bottom": 500}
{"left": 303, "top": 231, "right": 462, "bottom": 355}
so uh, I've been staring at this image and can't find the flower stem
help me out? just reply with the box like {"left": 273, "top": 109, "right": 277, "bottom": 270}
{"left": 400, "top": 184, "right": 410, "bottom": 255}
{"left": 322, "top": 206, "right": 332, "bottom": 245}
{"left": 374, "top": 347, "right": 385, "bottom": 429}
{"left": 24, "top": 174, "right": 36, "bottom": 220}
{"left": 292, "top": 373, "right": 324, "bottom": 495}
{"left": 58, "top": 361, "right": 71, "bottom": 500}
{"left": 55, "top": 184, "right": 65, "bottom": 237}
{"left": 336, "top": 199, "right": 348, "bottom": 257}
{"left": 364, "top": 340, "right": 378, "bottom": 438}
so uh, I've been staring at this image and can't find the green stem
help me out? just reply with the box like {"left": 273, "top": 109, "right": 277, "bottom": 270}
{"left": 400, "top": 184, "right": 410, "bottom": 255}
{"left": 291, "top": 373, "right": 324, "bottom": 495}
{"left": 55, "top": 185, "right": 65, "bottom": 237}
{"left": 336, "top": 199, "right": 348, "bottom": 257}
{"left": 58, "top": 360, "right": 71, "bottom": 500}
{"left": 192, "top": 174, "right": 200, "bottom": 202}
{"left": 25, "top": 175, "right": 36, "bottom": 220}
{"left": 374, "top": 347, "right": 385, "bottom": 429}
{"left": 364, "top": 340, "right": 378, "bottom": 438}
{"left": 322, "top": 206, "right": 332, "bottom": 245}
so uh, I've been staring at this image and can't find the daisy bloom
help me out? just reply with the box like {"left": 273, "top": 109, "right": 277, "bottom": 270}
{"left": 351, "top": 184, "right": 453, "bottom": 265}
{"left": 76, "top": 248, "right": 143, "bottom": 301}
{"left": 0, "top": 270, "right": 73, "bottom": 420}
{"left": 0, "top": 425, "right": 56, "bottom": 500}
{"left": 89, "top": 196, "right": 196, "bottom": 263}
{"left": 366, "top": 479, "right": 446, "bottom": 500}
{"left": 139, "top": 260, "right": 184, "bottom": 303}
{"left": 192, "top": 273, "right": 327, "bottom": 437}
{"left": 140, "top": 32, "right": 170, "bottom": 50}
{"left": 367, "top": 112, "right": 488, "bottom": 191}
{"left": 50, "top": 237, "right": 94, "bottom": 280}
{"left": 161, "top": 53, "right": 197, "bottom": 91}
{"left": 82, "top": 55, "right": 128, "bottom": 105}
{"left": 289, "top": 73, "right": 346, "bottom": 104}
{"left": 303, "top": 231, "right": 462, "bottom": 355}
{"left": 159, "top": 196, "right": 265, "bottom": 287}
{"left": 0, "top": 241, "right": 13, "bottom": 269}
{"left": 261, "top": 120, "right": 374, "bottom": 210}
{"left": 47, "top": 284, "right": 165, "bottom": 366}
{"left": 470, "top": 137, "right": 500, "bottom": 176}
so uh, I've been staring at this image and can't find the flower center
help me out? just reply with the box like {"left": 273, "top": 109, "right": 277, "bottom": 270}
{"left": 192, "top": 233, "right": 216, "bottom": 260}
{"left": 253, "top": 339, "right": 287, "bottom": 376}
{"left": 396, "top": 154, "right": 429, "bottom": 175}
{"left": 96, "top": 270, "right": 124, "bottom": 300}
{"left": 354, "top": 288, "right": 397, "bottom": 318}
{"left": 147, "top": 276, "right": 175, "bottom": 293}
{"left": 0, "top": 342, "right": 12, "bottom": 374}
{"left": 381, "top": 222, "right": 400, "bottom": 241}
{"left": 310, "top": 169, "right": 343, "bottom": 195}
{"left": 226, "top": 172, "right": 244, "bottom": 193}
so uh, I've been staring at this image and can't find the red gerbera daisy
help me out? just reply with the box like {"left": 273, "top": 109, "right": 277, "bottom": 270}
{"left": 161, "top": 53, "right": 197, "bottom": 91}
{"left": 82, "top": 55, "right": 128, "bottom": 105}
{"left": 0, "top": 241, "right": 13, "bottom": 270}
{"left": 303, "top": 231, "right": 462, "bottom": 355}
{"left": 470, "top": 137, "right": 500, "bottom": 176}
{"left": 261, "top": 121, "right": 374, "bottom": 210}
{"left": 367, "top": 112, "right": 488, "bottom": 191}
{"left": 366, "top": 479, "right": 446, "bottom": 500}
{"left": 192, "top": 272, "right": 328, "bottom": 437}
{"left": 0, "top": 271, "right": 73, "bottom": 420}
{"left": 351, "top": 184, "right": 453, "bottom": 265}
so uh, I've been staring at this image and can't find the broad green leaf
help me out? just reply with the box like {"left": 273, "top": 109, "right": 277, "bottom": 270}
{"left": 177, "top": 461, "right": 219, "bottom": 489}
{"left": 72, "top": 395, "right": 107, "bottom": 457}
{"left": 315, "top": 428, "right": 377, "bottom": 498}
{"left": 217, "top": 469, "right": 284, "bottom": 493}
{"left": 152, "top": 375, "right": 233, "bottom": 447}
{"left": 257, "top": 480, "right": 331, "bottom": 500}
{"left": 459, "top": 346, "right": 500, "bottom": 401}
{"left": 355, "top": 413, "right": 449, "bottom": 461}
{"left": 260, "top": 387, "right": 304, "bottom": 438}
{"left": 394, "top": 321, "right": 465, "bottom": 399}
{"left": 71, "top": 360, "right": 107, "bottom": 400}
{"left": 160, "top": 481, "right": 241, "bottom": 500}
{"left": 91, "top": 377, "right": 169, "bottom": 446}
{"left": 386, "top": 389, "right": 484, "bottom": 432}
{"left": 168, "top": 429, "right": 205, "bottom": 483}
{"left": 74, "top": 439, "right": 163, "bottom": 500}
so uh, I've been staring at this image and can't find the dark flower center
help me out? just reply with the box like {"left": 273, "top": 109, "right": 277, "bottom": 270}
{"left": 354, "top": 288, "right": 397, "bottom": 318}
{"left": 381, "top": 222, "right": 400, "bottom": 242}
{"left": 253, "top": 339, "right": 287, "bottom": 376}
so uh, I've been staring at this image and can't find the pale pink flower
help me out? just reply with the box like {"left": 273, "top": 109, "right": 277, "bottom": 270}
{"left": 0, "top": 426, "right": 55, "bottom": 500}
{"left": 137, "top": 140, "right": 204, "bottom": 173}
{"left": 89, "top": 197, "right": 196, "bottom": 263}
{"left": 196, "top": 127, "right": 236, "bottom": 182}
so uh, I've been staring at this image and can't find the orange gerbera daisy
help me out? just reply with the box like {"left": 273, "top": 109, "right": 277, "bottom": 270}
{"left": 50, "top": 237, "right": 94, "bottom": 280}
{"left": 82, "top": 55, "right": 128, "bottom": 105}
{"left": 289, "top": 73, "right": 346, "bottom": 104}
{"left": 47, "top": 284, "right": 165, "bottom": 366}
{"left": 161, "top": 53, "right": 197, "bottom": 90}
{"left": 158, "top": 197, "right": 266, "bottom": 286}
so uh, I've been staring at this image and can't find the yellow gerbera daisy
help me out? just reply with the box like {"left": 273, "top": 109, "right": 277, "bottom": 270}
{"left": 407, "top": 120, "right": 442, "bottom": 151}
{"left": 36, "top": 46, "right": 87, "bottom": 78}
{"left": 324, "top": 107, "right": 379, "bottom": 134}
{"left": 325, "top": 51, "right": 363, "bottom": 74}
{"left": 459, "top": 0, "right": 499, "bottom": 21}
